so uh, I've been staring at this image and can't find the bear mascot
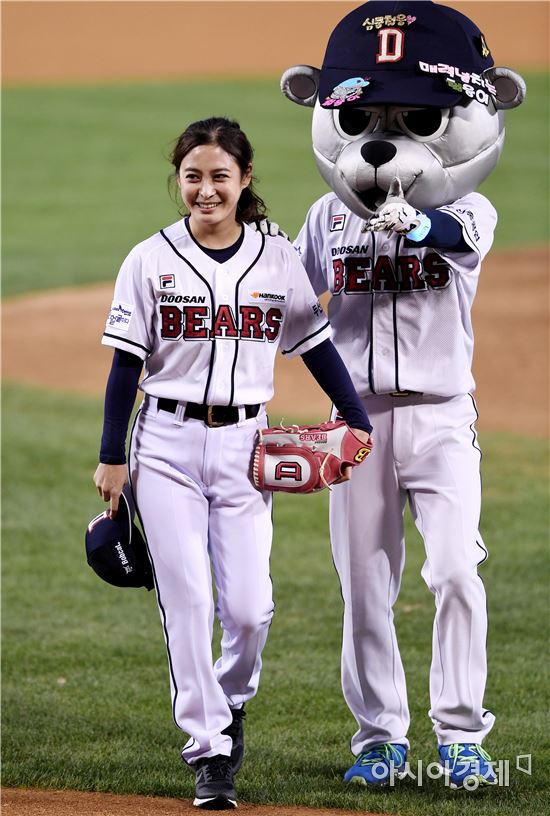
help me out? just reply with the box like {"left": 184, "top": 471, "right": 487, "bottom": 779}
{"left": 280, "top": 0, "right": 525, "bottom": 790}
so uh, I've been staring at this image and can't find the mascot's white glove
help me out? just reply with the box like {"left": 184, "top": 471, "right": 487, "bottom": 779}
{"left": 366, "top": 178, "right": 431, "bottom": 240}
{"left": 250, "top": 219, "right": 289, "bottom": 241}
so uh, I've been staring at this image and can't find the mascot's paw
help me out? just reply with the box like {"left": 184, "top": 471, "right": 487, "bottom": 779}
{"left": 366, "top": 177, "right": 421, "bottom": 234}
{"left": 251, "top": 218, "right": 289, "bottom": 241}
{"left": 367, "top": 201, "right": 421, "bottom": 233}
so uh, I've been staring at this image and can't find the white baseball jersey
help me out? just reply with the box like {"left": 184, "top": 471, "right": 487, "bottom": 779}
{"left": 103, "top": 219, "right": 331, "bottom": 405}
{"left": 295, "top": 191, "right": 496, "bottom": 396}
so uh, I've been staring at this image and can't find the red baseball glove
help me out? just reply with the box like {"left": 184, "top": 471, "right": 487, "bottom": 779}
{"left": 252, "top": 420, "right": 373, "bottom": 493}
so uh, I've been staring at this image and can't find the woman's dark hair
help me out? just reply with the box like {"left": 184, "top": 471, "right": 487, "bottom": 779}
{"left": 169, "top": 117, "right": 267, "bottom": 223}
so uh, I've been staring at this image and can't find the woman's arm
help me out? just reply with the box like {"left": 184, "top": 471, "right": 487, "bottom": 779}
{"left": 301, "top": 339, "right": 372, "bottom": 482}
{"left": 93, "top": 349, "right": 142, "bottom": 516}
{"left": 301, "top": 339, "right": 372, "bottom": 434}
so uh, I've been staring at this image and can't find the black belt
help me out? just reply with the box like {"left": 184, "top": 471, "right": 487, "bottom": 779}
{"left": 158, "top": 398, "right": 260, "bottom": 427}
{"left": 389, "top": 390, "right": 423, "bottom": 397}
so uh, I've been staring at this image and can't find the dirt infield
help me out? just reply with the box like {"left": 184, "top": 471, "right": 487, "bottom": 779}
{"left": 3, "top": 1, "right": 548, "bottom": 85}
{"left": 1, "top": 788, "right": 388, "bottom": 816}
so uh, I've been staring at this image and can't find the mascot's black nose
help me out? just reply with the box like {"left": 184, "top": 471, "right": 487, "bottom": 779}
{"left": 361, "top": 141, "right": 397, "bottom": 168}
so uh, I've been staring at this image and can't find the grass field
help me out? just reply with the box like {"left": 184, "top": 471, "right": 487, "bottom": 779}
{"left": 2, "top": 69, "right": 549, "bottom": 814}
{"left": 2, "top": 383, "right": 549, "bottom": 815}
{"left": 2, "top": 72, "right": 549, "bottom": 297}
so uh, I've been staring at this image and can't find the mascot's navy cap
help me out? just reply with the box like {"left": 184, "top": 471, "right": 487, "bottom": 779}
{"left": 319, "top": 0, "right": 495, "bottom": 108}
{"left": 85, "top": 486, "right": 154, "bottom": 590}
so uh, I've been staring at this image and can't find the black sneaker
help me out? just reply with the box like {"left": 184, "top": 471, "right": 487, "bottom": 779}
{"left": 193, "top": 754, "right": 237, "bottom": 810}
{"left": 221, "top": 706, "right": 246, "bottom": 774}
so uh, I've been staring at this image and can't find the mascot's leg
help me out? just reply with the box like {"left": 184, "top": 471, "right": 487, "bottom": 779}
{"left": 330, "top": 396, "right": 410, "bottom": 756}
{"left": 407, "top": 394, "right": 496, "bottom": 745}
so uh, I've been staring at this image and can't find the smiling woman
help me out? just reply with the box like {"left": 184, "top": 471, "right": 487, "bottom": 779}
{"left": 92, "top": 114, "right": 373, "bottom": 810}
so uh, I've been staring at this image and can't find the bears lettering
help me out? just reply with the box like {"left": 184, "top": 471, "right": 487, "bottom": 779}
{"left": 332, "top": 252, "right": 451, "bottom": 293}
{"left": 159, "top": 304, "right": 284, "bottom": 342}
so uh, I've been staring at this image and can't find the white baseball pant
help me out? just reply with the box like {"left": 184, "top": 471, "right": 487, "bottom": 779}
{"left": 330, "top": 392, "right": 495, "bottom": 753}
{"left": 129, "top": 396, "right": 274, "bottom": 763}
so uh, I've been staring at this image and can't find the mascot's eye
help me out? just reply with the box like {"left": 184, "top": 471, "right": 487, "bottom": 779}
{"left": 397, "top": 108, "right": 450, "bottom": 140}
{"left": 336, "top": 108, "right": 376, "bottom": 138}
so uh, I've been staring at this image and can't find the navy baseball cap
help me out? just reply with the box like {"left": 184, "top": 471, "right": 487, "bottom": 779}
{"left": 85, "top": 486, "right": 154, "bottom": 590}
{"left": 319, "top": 1, "right": 495, "bottom": 108}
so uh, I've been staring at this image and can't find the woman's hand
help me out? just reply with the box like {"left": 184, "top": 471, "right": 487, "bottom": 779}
{"left": 93, "top": 463, "right": 128, "bottom": 517}
{"left": 338, "top": 428, "right": 373, "bottom": 483}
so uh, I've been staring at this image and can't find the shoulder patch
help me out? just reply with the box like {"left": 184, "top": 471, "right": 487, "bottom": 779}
{"left": 107, "top": 301, "right": 133, "bottom": 332}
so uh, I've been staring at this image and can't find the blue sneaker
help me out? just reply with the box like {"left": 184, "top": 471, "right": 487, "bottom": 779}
{"left": 344, "top": 743, "right": 407, "bottom": 787}
{"left": 439, "top": 743, "right": 498, "bottom": 790}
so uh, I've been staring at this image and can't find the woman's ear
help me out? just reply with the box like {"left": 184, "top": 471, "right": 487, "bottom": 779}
{"left": 484, "top": 67, "right": 526, "bottom": 110}
{"left": 280, "top": 65, "right": 321, "bottom": 108}
{"left": 242, "top": 164, "right": 253, "bottom": 188}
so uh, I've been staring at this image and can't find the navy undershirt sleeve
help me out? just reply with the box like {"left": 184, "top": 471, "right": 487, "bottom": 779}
{"left": 301, "top": 339, "right": 373, "bottom": 433}
{"left": 405, "top": 209, "right": 470, "bottom": 251}
{"left": 99, "top": 349, "right": 143, "bottom": 464}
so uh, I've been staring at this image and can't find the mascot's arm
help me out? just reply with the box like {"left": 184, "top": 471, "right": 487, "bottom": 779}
{"left": 367, "top": 177, "right": 469, "bottom": 251}
{"left": 407, "top": 209, "right": 470, "bottom": 251}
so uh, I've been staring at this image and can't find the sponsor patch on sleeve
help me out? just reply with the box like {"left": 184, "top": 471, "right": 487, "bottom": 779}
{"left": 107, "top": 301, "right": 134, "bottom": 332}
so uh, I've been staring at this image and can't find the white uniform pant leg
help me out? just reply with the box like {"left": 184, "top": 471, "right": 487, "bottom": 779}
{"left": 206, "top": 417, "right": 274, "bottom": 707}
{"left": 330, "top": 396, "right": 410, "bottom": 755}
{"left": 128, "top": 406, "right": 235, "bottom": 764}
{"left": 401, "top": 394, "right": 495, "bottom": 745}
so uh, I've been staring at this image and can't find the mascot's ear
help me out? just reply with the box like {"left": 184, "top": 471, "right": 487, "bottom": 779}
{"left": 280, "top": 65, "right": 320, "bottom": 107}
{"left": 483, "top": 67, "right": 526, "bottom": 109}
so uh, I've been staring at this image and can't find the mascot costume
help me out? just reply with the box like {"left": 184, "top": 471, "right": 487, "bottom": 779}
{"left": 280, "top": 0, "right": 525, "bottom": 790}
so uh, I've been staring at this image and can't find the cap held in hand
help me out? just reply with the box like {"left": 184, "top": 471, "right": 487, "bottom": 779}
{"left": 85, "top": 486, "right": 154, "bottom": 590}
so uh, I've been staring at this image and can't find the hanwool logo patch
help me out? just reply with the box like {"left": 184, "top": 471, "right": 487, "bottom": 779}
{"left": 251, "top": 291, "right": 287, "bottom": 304}
{"left": 330, "top": 214, "right": 347, "bottom": 232}
{"left": 107, "top": 302, "right": 133, "bottom": 332}
{"left": 159, "top": 274, "right": 175, "bottom": 289}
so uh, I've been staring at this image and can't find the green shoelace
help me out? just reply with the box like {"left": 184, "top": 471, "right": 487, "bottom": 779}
{"left": 357, "top": 743, "right": 405, "bottom": 767}
{"left": 445, "top": 743, "right": 492, "bottom": 769}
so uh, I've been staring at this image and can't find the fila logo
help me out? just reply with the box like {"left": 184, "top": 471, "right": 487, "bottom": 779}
{"left": 160, "top": 274, "right": 175, "bottom": 289}
{"left": 330, "top": 214, "right": 346, "bottom": 232}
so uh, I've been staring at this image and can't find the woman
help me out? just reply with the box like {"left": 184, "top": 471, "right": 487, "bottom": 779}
{"left": 93, "top": 117, "right": 372, "bottom": 811}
